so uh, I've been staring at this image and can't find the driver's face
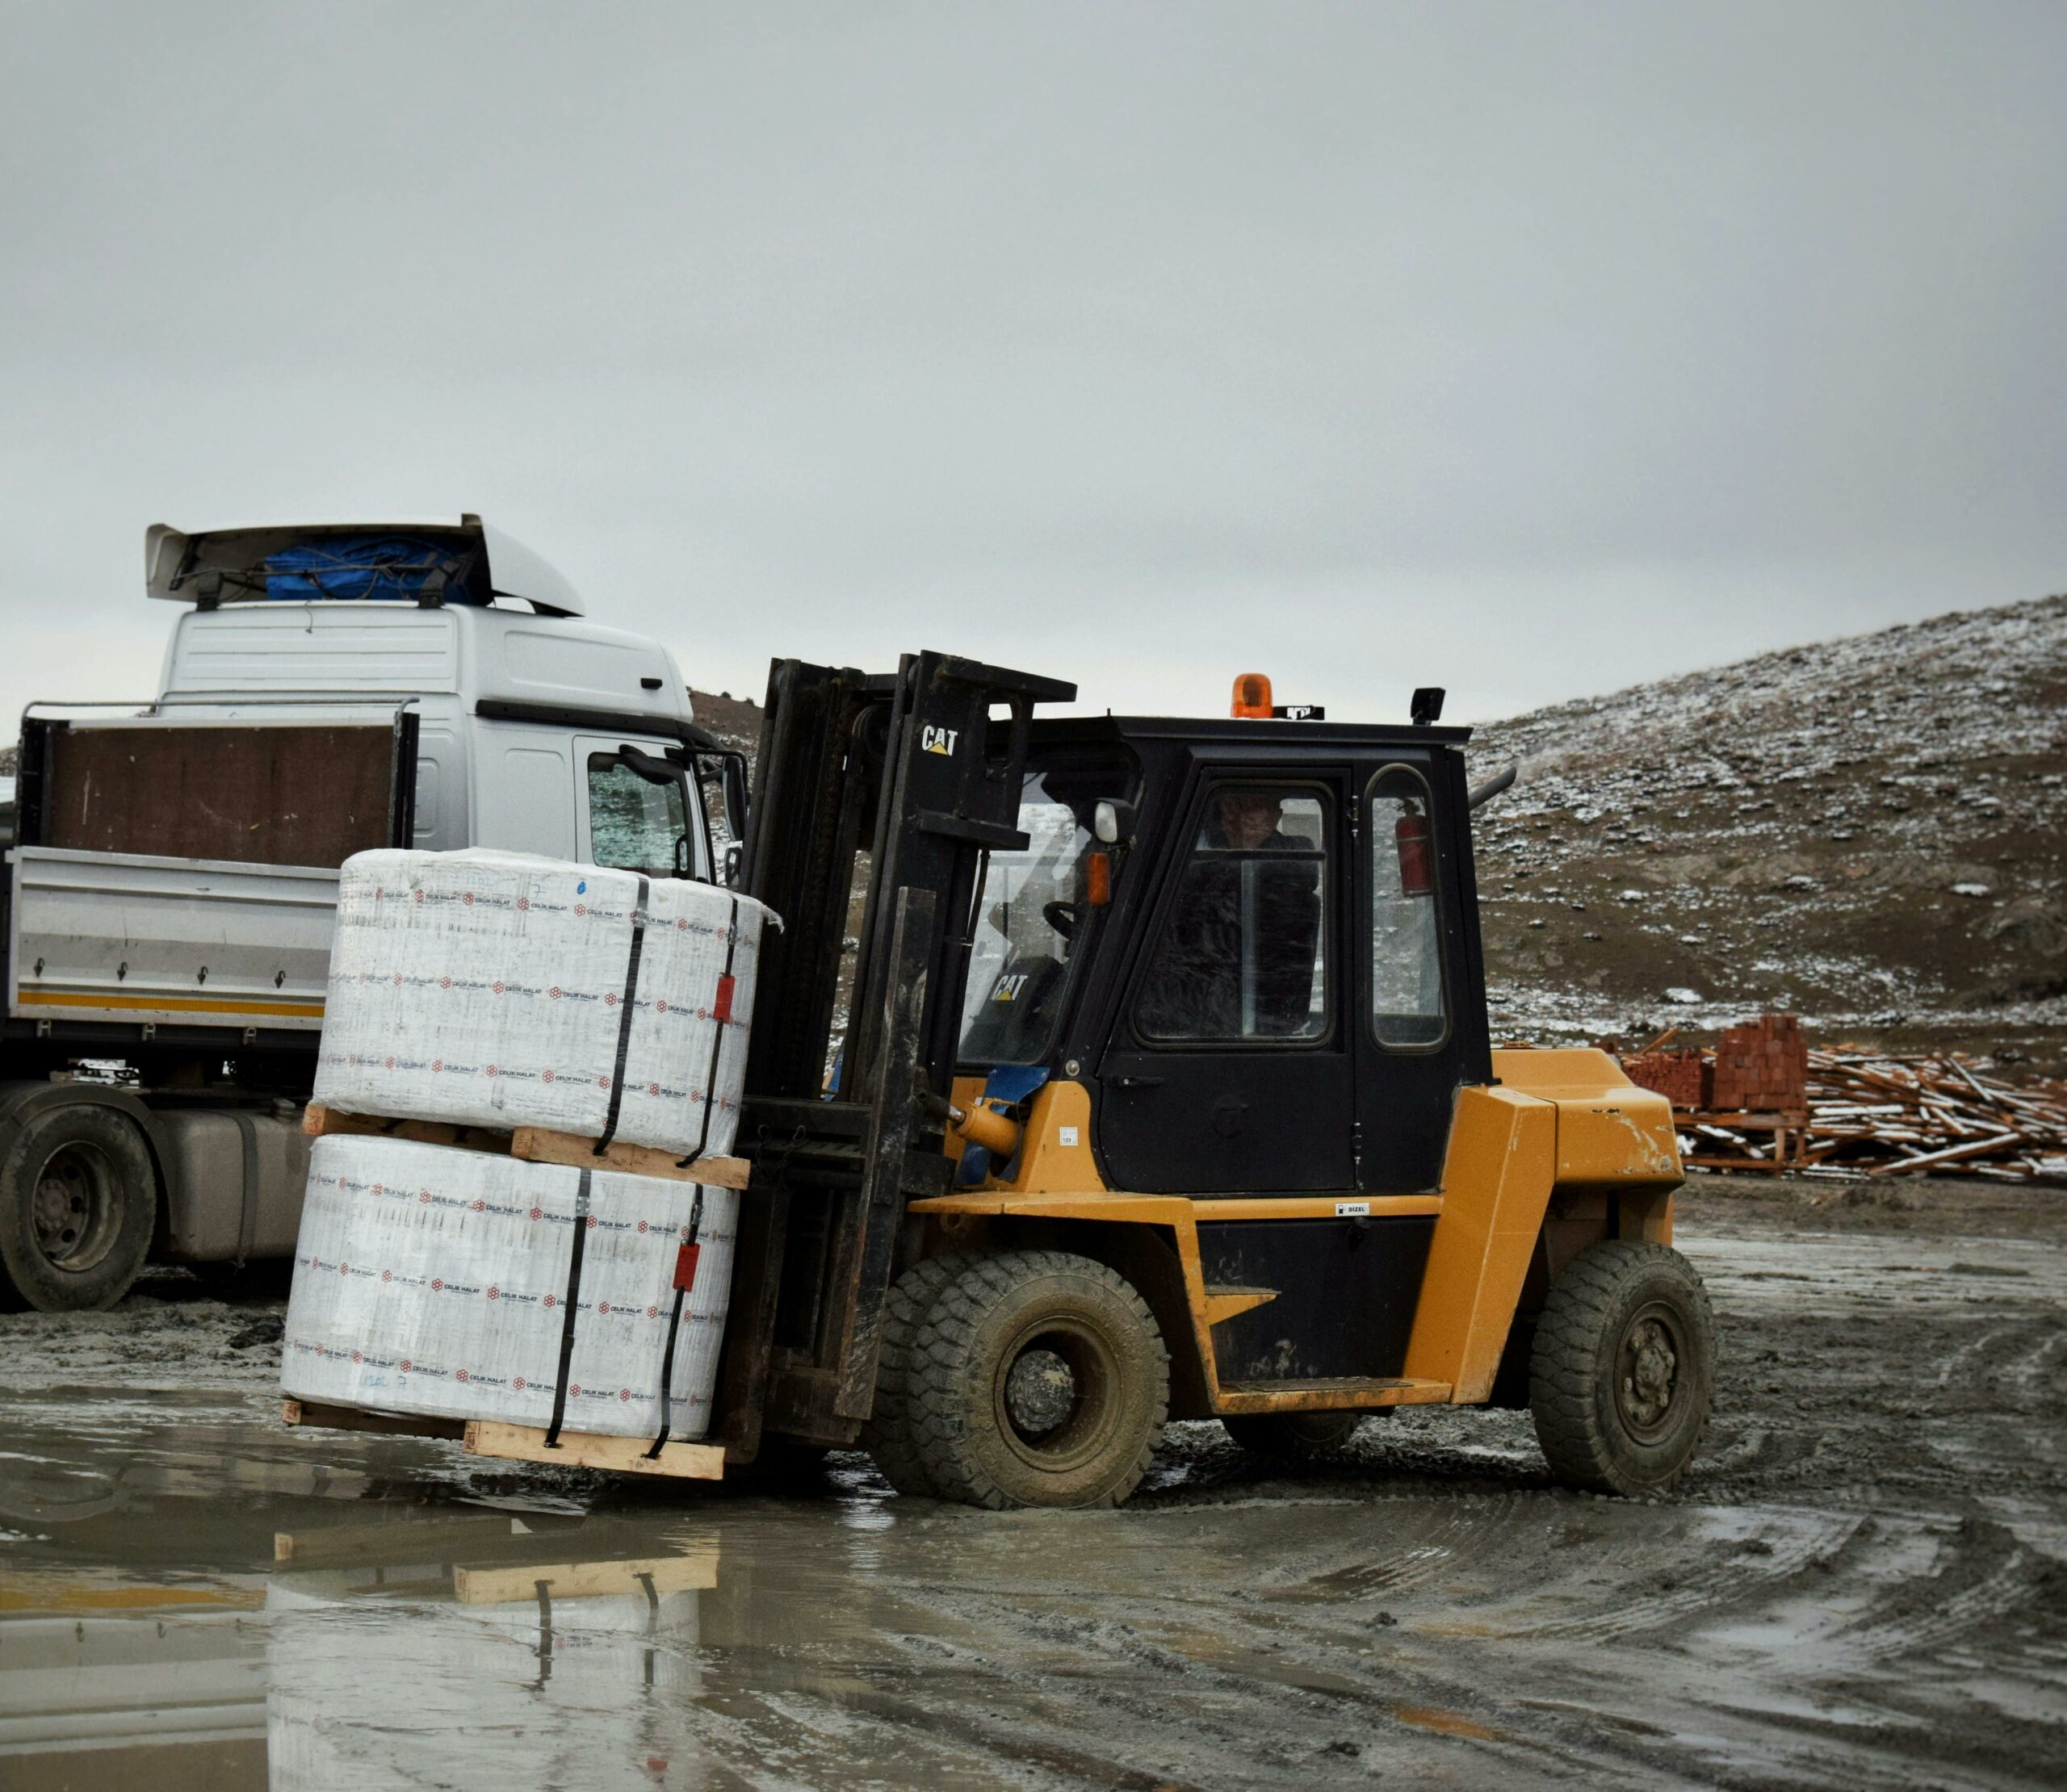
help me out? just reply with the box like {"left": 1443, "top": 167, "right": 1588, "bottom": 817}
{"left": 1218, "top": 792, "right": 1283, "bottom": 849}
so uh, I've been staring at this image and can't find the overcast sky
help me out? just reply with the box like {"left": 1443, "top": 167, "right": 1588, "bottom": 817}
{"left": 2, "top": 2, "right": 2062, "bottom": 728}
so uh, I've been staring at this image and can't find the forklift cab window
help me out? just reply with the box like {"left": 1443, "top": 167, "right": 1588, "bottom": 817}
{"left": 1369, "top": 765, "right": 1446, "bottom": 1046}
{"left": 1135, "top": 787, "right": 1328, "bottom": 1042}
{"left": 959, "top": 760, "right": 1133, "bottom": 1066}
{"left": 587, "top": 752, "right": 694, "bottom": 879}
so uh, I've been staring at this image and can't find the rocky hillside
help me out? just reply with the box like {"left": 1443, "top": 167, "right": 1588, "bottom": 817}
{"left": 1465, "top": 594, "right": 2067, "bottom": 1072}
{"left": 687, "top": 687, "right": 762, "bottom": 752}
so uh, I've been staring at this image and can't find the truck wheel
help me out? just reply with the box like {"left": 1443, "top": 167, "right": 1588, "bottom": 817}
{"left": 0, "top": 1105, "right": 157, "bottom": 1313}
{"left": 1222, "top": 1411, "right": 1365, "bottom": 1459}
{"left": 1529, "top": 1240, "right": 1714, "bottom": 1497}
{"left": 907, "top": 1251, "right": 1168, "bottom": 1510}
{"left": 861, "top": 1252, "right": 972, "bottom": 1497}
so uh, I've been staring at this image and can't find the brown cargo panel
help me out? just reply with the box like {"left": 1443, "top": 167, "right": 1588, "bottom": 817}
{"left": 47, "top": 724, "right": 396, "bottom": 868}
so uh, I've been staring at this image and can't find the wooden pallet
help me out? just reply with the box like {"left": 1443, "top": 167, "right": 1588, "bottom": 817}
{"left": 302, "top": 1101, "right": 749, "bottom": 1190}
{"left": 281, "top": 1398, "right": 726, "bottom": 1482}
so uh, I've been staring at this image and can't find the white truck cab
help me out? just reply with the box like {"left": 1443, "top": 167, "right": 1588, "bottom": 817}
{"left": 145, "top": 515, "right": 714, "bottom": 869}
{"left": 0, "top": 519, "right": 748, "bottom": 1310}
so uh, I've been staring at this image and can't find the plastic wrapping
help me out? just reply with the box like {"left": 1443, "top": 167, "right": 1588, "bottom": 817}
{"left": 314, "top": 849, "right": 771, "bottom": 1158}
{"left": 282, "top": 1135, "right": 735, "bottom": 1440}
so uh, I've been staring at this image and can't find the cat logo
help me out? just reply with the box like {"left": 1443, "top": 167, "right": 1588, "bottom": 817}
{"left": 921, "top": 725, "right": 959, "bottom": 756}
{"left": 992, "top": 972, "right": 1029, "bottom": 1003}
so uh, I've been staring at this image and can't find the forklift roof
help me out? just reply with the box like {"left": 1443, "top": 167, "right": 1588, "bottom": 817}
{"left": 143, "top": 515, "right": 586, "bottom": 617}
{"left": 1029, "top": 712, "right": 1475, "bottom": 750}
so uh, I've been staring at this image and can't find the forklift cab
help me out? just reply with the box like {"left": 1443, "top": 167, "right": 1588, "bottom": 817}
{"left": 954, "top": 717, "right": 1492, "bottom": 1200}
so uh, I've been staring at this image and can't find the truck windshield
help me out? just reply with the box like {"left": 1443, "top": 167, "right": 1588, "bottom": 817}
{"left": 958, "top": 756, "right": 1134, "bottom": 1068}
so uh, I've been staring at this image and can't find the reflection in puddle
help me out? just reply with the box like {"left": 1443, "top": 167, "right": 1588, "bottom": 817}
{"left": 267, "top": 1517, "right": 718, "bottom": 1788}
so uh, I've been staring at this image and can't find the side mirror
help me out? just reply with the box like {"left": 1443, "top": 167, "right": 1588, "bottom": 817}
{"left": 722, "top": 753, "right": 750, "bottom": 841}
{"left": 1093, "top": 799, "right": 1137, "bottom": 844}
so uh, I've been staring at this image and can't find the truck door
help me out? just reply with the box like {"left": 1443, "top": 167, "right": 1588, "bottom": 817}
{"left": 1095, "top": 770, "right": 1355, "bottom": 1194}
{"left": 1352, "top": 754, "right": 1482, "bottom": 1191}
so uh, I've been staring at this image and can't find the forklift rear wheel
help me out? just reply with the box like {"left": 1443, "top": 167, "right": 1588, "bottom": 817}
{"left": 0, "top": 1105, "right": 157, "bottom": 1313}
{"left": 1222, "top": 1412, "right": 1366, "bottom": 1459}
{"left": 1528, "top": 1240, "right": 1714, "bottom": 1498}
{"left": 906, "top": 1251, "right": 1168, "bottom": 1510}
{"left": 862, "top": 1252, "right": 974, "bottom": 1497}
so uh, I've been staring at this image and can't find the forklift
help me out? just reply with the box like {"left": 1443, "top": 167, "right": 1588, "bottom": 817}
{"left": 714, "top": 652, "right": 1712, "bottom": 1509}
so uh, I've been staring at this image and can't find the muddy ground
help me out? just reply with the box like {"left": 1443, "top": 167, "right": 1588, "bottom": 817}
{"left": 2, "top": 1172, "right": 2064, "bottom": 1790}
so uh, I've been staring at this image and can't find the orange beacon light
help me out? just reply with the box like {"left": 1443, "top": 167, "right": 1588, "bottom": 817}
{"left": 1231, "top": 672, "right": 1273, "bottom": 718}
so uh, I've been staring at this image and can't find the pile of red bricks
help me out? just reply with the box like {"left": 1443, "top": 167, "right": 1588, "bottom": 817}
{"left": 1620, "top": 1014, "right": 1809, "bottom": 1115}
{"left": 1622, "top": 1049, "right": 1709, "bottom": 1109}
{"left": 1709, "top": 1015, "right": 1808, "bottom": 1114}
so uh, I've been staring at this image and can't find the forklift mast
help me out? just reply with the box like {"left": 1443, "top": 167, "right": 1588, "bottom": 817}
{"left": 715, "top": 651, "right": 1074, "bottom": 1458}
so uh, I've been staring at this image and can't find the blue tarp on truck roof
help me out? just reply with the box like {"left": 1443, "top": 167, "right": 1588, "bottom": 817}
{"left": 262, "top": 534, "right": 484, "bottom": 602}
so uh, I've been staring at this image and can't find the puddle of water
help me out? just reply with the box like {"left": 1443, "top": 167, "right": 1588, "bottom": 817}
{"left": 1, "top": 1375, "right": 2062, "bottom": 1789}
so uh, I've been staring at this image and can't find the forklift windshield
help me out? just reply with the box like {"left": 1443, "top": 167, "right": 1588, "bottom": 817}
{"left": 958, "top": 757, "right": 1134, "bottom": 1066}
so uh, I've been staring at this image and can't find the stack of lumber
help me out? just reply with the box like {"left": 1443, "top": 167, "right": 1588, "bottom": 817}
{"left": 1623, "top": 1032, "right": 2067, "bottom": 1183}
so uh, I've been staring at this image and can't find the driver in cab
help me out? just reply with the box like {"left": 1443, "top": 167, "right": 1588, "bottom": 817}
{"left": 1138, "top": 786, "right": 1323, "bottom": 1041}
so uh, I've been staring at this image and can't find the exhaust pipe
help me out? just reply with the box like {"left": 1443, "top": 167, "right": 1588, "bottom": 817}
{"left": 1469, "top": 764, "right": 1518, "bottom": 810}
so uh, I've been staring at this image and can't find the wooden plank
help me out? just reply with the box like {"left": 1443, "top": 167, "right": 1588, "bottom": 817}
{"left": 275, "top": 1514, "right": 525, "bottom": 1566}
{"left": 1869, "top": 1134, "right": 2022, "bottom": 1176}
{"left": 304, "top": 1103, "right": 748, "bottom": 1187}
{"left": 280, "top": 1397, "right": 467, "bottom": 1442}
{"left": 301, "top": 1103, "right": 511, "bottom": 1153}
{"left": 462, "top": 1420, "right": 726, "bottom": 1481}
{"left": 453, "top": 1551, "right": 719, "bottom": 1605}
{"left": 509, "top": 1125, "right": 749, "bottom": 1189}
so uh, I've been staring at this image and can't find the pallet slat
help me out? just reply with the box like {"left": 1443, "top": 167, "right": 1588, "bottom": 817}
{"left": 303, "top": 1102, "right": 748, "bottom": 1189}
{"left": 463, "top": 1419, "right": 726, "bottom": 1480}
{"left": 282, "top": 1398, "right": 726, "bottom": 1482}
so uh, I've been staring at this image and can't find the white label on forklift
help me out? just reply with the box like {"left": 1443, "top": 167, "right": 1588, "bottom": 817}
{"left": 1335, "top": 1200, "right": 1371, "bottom": 1217}
{"left": 1058, "top": 1126, "right": 1080, "bottom": 1147}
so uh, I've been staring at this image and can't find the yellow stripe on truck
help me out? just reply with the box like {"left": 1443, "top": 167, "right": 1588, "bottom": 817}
{"left": 16, "top": 990, "right": 326, "bottom": 1020}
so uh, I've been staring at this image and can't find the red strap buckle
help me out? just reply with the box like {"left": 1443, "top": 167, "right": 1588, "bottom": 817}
{"left": 673, "top": 1241, "right": 700, "bottom": 1292}
{"left": 713, "top": 974, "right": 736, "bottom": 1024}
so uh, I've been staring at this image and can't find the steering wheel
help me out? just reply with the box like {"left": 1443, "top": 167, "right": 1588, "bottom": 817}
{"left": 1042, "top": 900, "right": 1080, "bottom": 941}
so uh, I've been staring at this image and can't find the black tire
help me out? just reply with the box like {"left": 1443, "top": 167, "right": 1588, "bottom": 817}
{"left": 906, "top": 1250, "right": 1168, "bottom": 1510}
{"left": 0, "top": 1104, "right": 157, "bottom": 1313}
{"left": 862, "top": 1253, "right": 973, "bottom": 1497}
{"left": 1222, "top": 1411, "right": 1366, "bottom": 1458}
{"left": 1529, "top": 1240, "right": 1714, "bottom": 1497}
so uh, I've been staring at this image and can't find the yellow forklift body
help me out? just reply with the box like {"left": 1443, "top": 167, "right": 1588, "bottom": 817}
{"left": 912, "top": 1048, "right": 1679, "bottom": 1417}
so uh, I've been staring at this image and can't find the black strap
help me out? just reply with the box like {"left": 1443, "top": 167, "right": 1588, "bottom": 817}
{"left": 543, "top": 1168, "right": 592, "bottom": 1448}
{"left": 594, "top": 876, "right": 651, "bottom": 1155}
{"left": 677, "top": 894, "right": 742, "bottom": 1172}
{"left": 644, "top": 1187, "right": 704, "bottom": 1459}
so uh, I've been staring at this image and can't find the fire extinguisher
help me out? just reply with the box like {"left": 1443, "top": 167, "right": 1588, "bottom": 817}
{"left": 1395, "top": 806, "right": 1433, "bottom": 896}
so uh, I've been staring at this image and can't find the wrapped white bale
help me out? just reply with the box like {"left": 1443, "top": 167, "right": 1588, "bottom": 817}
{"left": 283, "top": 1135, "right": 736, "bottom": 1441}
{"left": 315, "top": 849, "right": 773, "bottom": 1159}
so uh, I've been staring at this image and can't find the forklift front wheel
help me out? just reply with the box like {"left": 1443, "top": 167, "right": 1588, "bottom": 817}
{"left": 906, "top": 1251, "right": 1169, "bottom": 1510}
{"left": 1528, "top": 1240, "right": 1715, "bottom": 1498}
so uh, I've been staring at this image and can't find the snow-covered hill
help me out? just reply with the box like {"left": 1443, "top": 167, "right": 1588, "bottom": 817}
{"left": 1465, "top": 594, "right": 2067, "bottom": 1070}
